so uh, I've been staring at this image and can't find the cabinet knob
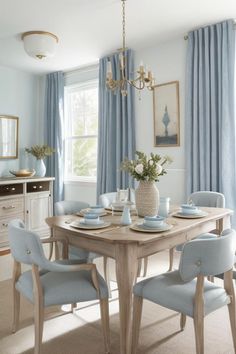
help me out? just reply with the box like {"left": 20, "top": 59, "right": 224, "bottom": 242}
{"left": 33, "top": 186, "right": 37, "bottom": 190}
{"left": 11, "top": 187, "right": 16, "bottom": 191}
{"left": 39, "top": 185, "right": 43, "bottom": 189}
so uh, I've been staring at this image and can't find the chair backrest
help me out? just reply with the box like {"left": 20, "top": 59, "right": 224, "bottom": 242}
{"left": 99, "top": 193, "right": 117, "bottom": 208}
{"left": 99, "top": 190, "right": 135, "bottom": 208}
{"left": 54, "top": 200, "right": 90, "bottom": 216}
{"left": 179, "top": 229, "right": 235, "bottom": 282}
{"left": 188, "top": 191, "right": 225, "bottom": 208}
{"left": 8, "top": 219, "right": 47, "bottom": 268}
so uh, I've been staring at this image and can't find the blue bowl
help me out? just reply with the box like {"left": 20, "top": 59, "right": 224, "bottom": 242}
{"left": 84, "top": 213, "right": 99, "bottom": 219}
{"left": 144, "top": 215, "right": 165, "bottom": 228}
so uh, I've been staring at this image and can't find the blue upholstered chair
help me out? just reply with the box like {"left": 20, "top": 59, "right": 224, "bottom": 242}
{"left": 169, "top": 191, "right": 225, "bottom": 271}
{"left": 54, "top": 200, "right": 110, "bottom": 293}
{"left": 54, "top": 200, "right": 100, "bottom": 262}
{"left": 99, "top": 192, "right": 117, "bottom": 208}
{"left": 8, "top": 219, "right": 110, "bottom": 354}
{"left": 98, "top": 190, "right": 136, "bottom": 209}
{"left": 132, "top": 229, "right": 236, "bottom": 354}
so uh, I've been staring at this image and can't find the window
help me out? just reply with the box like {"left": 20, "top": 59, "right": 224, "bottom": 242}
{"left": 64, "top": 80, "right": 98, "bottom": 182}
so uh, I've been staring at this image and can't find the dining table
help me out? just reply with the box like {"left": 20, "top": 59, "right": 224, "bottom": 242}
{"left": 46, "top": 206, "right": 232, "bottom": 354}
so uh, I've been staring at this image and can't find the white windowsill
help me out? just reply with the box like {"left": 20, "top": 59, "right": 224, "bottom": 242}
{"left": 64, "top": 179, "right": 97, "bottom": 187}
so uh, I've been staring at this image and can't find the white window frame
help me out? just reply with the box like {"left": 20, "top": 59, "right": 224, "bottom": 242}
{"left": 64, "top": 79, "right": 98, "bottom": 184}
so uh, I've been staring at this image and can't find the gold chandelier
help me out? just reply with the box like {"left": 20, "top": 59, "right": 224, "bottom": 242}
{"left": 106, "top": 0, "right": 154, "bottom": 96}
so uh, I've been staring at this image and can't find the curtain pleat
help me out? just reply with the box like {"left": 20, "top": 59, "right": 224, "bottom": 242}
{"left": 185, "top": 19, "right": 236, "bottom": 225}
{"left": 96, "top": 49, "right": 136, "bottom": 199}
{"left": 44, "top": 71, "right": 64, "bottom": 203}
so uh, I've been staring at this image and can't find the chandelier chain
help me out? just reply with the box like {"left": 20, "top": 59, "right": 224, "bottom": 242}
{"left": 122, "top": 0, "right": 126, "bottom": 52}
{"left": 106, "top": 0, "right": 154, "bottom": 96}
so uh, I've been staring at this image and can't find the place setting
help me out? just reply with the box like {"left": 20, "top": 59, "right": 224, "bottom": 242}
{"left": 130, "top": 215, "right": 173, "bottom": 233}
{"left": 70, "top": 211, "right": 111, "bottom": 230}
{"left": 76, "top": 205, "right": 108, "bottom": 217}
{"left": 172, "top": 204, "right": 208, "bottom": 219}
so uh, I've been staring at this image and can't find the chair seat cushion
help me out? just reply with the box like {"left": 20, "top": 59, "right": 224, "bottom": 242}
{"left": 133, "top": 270, "right": 230, "bottom": 318}
{"left": 16, "top": 269, "right": 108, "bottom": 307}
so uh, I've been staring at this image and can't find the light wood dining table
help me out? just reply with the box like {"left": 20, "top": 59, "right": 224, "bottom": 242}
{"left": 46, "top": 206, "right": 232, "bottom": 354}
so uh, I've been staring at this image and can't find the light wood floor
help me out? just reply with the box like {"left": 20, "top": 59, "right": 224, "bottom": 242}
{"left": 0, "top": 250, "right": 234, "bottom": 354}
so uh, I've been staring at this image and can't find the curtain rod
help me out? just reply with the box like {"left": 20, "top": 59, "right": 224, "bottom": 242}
{"left": 184, "top": 20, "right": 236, "bottom": 40}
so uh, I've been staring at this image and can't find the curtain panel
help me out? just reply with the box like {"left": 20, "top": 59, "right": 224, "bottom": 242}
{"left": 97, "top": 49, "right": 136, "bottom": 199}
{"left": 185, "top": 19, "right": 236, "bottom": 225}
{"left": 44, "top": 71, "right": 64, "bottom": 203}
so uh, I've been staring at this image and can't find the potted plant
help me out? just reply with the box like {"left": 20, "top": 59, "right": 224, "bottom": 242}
{"left": 25, "top": 145, "right": 55, "bottom": 177}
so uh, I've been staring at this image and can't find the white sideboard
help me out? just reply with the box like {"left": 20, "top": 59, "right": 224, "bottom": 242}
{"left": 0, "top": 177, "right": 54, "bottom": 248}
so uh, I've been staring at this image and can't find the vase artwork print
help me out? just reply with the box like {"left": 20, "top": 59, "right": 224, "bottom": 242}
{"left": 153, "top": 80, "right": 180, "bottom": 147}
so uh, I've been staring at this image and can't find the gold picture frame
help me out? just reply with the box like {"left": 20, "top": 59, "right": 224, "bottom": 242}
{"left": 153, "top": 81, "right": 180, "bottom": 147}
{"left": 0, "top": 115, "right": 19, "bottom": 159}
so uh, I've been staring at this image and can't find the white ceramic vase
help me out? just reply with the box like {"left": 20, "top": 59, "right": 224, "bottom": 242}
{"left": 35, "top": 159, "right": 46, "bottom": 177}
{"left": 135, "top": 181, "right": 159, "bottom": 217}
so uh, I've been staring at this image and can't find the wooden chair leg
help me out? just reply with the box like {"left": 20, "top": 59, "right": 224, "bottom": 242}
{"left": 143, "top": 257, "right": 148, "bottom": 277}
{"left": 71, "top": 303, "right": 77, "bottom": 312}
{"left": 227, "top": 300, "right": 236, "bottom": 352}
{"left": 193, "top": 275, "right": 205, "bottom": 354}
{"left": 137, "top": 258, "right": 142, "bottom": 278}
{"left": 168, "top": 247, "right": 174, "bottom": 271}
{"left": 131, "top": 295, "right": 143, "bottom": 354}
{"left": 100, "top": 298, "right": 110, "bottom": 354}
{"left": 193, "top": 315, "right": 204, "bottom": 354}
{"left": 103, "top": 256, "right": 111, "bottom": 297}
{"left": 12, "top": 288, "right": 20, "bottom": 333}
{"left": 34, "top": 296, "right": 44, "bottom": 354}
{"left": 180, "top": 313, "right": 186, "bottom": 331}
{"left": 224, "top": 270, "right": 236, "bottom": 352}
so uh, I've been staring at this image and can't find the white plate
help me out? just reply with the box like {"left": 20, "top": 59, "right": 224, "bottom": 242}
{"left": 81, "top": 219, "right": 104, "bottom": 226}
{"left": 173, "top": 211, "right": 208, "bottom": 219}
{"left": 70, "top": 221, "right": 111, "bottom": 230}
{"left": 130, "top": 223, "right": 173, "bottom": 233}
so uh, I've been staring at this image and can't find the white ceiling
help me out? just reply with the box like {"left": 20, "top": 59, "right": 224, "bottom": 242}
{"left": 0, "top": 0, "right": 236, "bottom": 75}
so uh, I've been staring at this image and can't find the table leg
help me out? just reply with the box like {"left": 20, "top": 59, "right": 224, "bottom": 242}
{"left": 115, "top": 243, "right": 139, "bottom": 354}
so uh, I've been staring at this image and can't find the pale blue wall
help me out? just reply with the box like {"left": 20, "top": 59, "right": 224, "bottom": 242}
{"left": 0, "top": 66, "right": 40, "bottom": 177}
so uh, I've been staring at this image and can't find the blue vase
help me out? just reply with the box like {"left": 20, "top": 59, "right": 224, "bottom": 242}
{"left": 35, "top": 159, "right": 46, "bottom": 177}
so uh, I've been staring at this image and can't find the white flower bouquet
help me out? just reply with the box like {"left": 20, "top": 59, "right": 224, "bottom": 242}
{"left": 121, "top": 151, "right": 172, "bottom": 182}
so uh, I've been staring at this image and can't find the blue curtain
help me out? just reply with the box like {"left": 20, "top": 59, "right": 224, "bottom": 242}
{"left": 97, "top": 49, "right": 136, "bottom": 199}
{"left": 45, "top": 71, "right": 64, "bottom": 203}
{"left": 185, "top": 20, "right": 236, "bottom": 225}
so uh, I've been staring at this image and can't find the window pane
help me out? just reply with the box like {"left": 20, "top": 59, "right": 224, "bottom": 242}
{"left": 66, "top": 137, "right": 97, "bottom": 178}
{"left": 64, "top": 80, "right": 98, "bottom": 180}
{"left": 67, "top": 87, "right": 98, "bottom": 136}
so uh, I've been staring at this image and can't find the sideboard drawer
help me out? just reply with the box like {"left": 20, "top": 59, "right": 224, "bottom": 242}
{"left": 27, "top": 181, "right": 50, "bottom": 193}
{"left": 0, "top": 198, "right": 24, "bottom": 217}
{"left": 0, "top": 184, "right": 23, "bottom": 197}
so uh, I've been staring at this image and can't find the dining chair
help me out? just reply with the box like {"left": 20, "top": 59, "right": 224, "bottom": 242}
{"left": 8, "top": 219, "right": 110, "bottom": 354}
{"left": 132, "top": 229, "right": 236, "bottom": 354}
{"left": 168, "top": 191, "right": 225, "bottom": 271}
{"left": 54, "top": 200, "right": 110, "bottom": 290}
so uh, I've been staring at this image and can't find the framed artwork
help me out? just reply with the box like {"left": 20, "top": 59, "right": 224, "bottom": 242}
{"left": 153, "top": 81, "right": 180, "bottom": 147}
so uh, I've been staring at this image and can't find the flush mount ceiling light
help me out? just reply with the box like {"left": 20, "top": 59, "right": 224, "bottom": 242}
{"left": 21, "top": 31, "right": 59, "bottom": 60}
{"left": 106, "top": 0, "right": 154, "bottom": 96}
